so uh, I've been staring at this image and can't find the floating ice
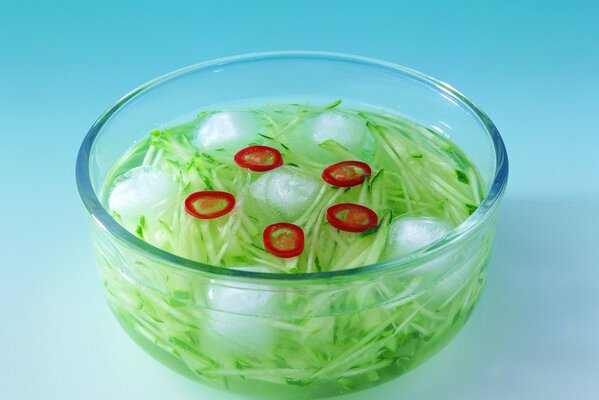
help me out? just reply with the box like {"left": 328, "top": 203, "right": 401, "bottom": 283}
{"left": 386, "top": 217, "right": 454, "bottom": 259}
{"left": 286, "top": 110, "right": 372, "bottom": 162}
{"left": 108, "top": 166, "right": 178, "bottom": 227}
{"left": 204, "top": 282, "right": 275, "bottom": 355}
{"left": 207, "top": 284, "right": 273, "bottom": 314}
{"left": 310, "top": 111, "right": 370, "bottom": 154}
{"left": 192, "top": 111, "right": 260, "bottom": 151}
{"left": 429, "top": 256, "right": 479, "bottom": 305}
{"left": 246, "top": 167, "right": 320, "bottom": 222}
{"left": 386, "top": 217, "right": 475, "bottom": 305}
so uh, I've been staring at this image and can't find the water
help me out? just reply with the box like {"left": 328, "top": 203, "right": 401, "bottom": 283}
{"left": 96, "top": 101, "right": 491, "bottom": 398}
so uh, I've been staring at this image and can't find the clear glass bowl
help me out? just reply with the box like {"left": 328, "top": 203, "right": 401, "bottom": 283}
{"left": 76, "top": 52, "right": 508, "bottom": 399}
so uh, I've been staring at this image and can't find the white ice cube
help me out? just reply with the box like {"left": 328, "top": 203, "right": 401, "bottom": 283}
{"left": 246, "top": 167, "right": 319, "bottom": 222}
{"left": 310, "top": 111, "right": 370, "bottom": 154}
{"left": 386, "top": 217, "right": 475, "bottom": 305}
{"left": 207, "top": 283, "right": 272, "bottom": 315}
{"left": 386, "top": 217, "right": 454, "bottom": 259}
{"left": 204, "top": 282, "right": 275, "bottom": 355}
{"left": 430, "top": 256, "right": 479, "bottom": 305}
{"left": 192, "top": 111, "right": 260, "bottom": 151}
{"left": 108, "top": 166, "right": 178, "bottom": 227}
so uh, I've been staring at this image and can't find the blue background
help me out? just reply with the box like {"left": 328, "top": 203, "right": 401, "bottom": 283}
{"left": 1, "top": 1, "right": 598, "bottom": 399}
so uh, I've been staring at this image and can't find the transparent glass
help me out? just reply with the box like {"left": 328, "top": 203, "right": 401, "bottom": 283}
{"left": 76, "top": 52, "right": 508, "bottom": 399}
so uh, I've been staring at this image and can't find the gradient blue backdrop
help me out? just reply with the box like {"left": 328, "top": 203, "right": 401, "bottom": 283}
{"left": 1, "top": 1, "right": 598, "bottom": 399}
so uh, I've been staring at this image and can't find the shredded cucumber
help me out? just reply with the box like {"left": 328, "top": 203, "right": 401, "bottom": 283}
{"left": 104, "top": 101, "right": 484, "bottom": 273}
{"left": 92, "top": 101, "right": 493, "bottom": 398}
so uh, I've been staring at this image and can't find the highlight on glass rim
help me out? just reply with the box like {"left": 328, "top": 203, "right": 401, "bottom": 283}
{"left": 77, "top": 53, "right": 508, "bottom": 399}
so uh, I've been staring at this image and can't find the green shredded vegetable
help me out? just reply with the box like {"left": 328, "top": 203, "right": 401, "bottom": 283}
{"left": 93, "top": 101, "right": 493, "bottom": 398}
{"left": 103, "top": 102, "right": 485, "bottom": 273}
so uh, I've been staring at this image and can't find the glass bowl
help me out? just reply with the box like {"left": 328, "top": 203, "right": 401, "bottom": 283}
{"left": 76, "top": 52, "right": 508, "bottom": 399}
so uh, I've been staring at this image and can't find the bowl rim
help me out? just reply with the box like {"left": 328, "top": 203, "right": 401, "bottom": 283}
{"left": 76, "top": 51, "right": 508, "bottom": 282}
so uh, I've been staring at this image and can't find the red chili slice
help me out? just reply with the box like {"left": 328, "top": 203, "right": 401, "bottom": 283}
{"left": 185, "top": 191, "right": 235, "bottom": 219}
{"left": 262, "top": 223, "right": 305, "bottom": 258}
{"left": 326, "top": 203, "right": 378, "bottom": 233}
{"left": 234, "top": 145, "right": 283, "bottom": 172}
{"left": 322, "top": 161, "right": 372, "bottom": 187}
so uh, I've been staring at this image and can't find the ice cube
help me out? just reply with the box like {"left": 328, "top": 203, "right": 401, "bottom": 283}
{"left": 429, "top": 256, "right": 479, "bottom": 305}
{"left": 204, "top": 282, "right": 275, "bottom": 356}
{"left": 207, "top": 284, "right": 272, "bottom": 314}
{"left": 386, "top": 217, "right": 454, "bottom": 258}
{"left": 192, "top": 111, "right": 260, "bottom": 151}
{"left": 108, "top": 166, "right": 178, "bottom": 227}
{"left": 310, "top": 111, "right": 370, "bottom": 154}
{"left": 246, "top": 167, "right": 319, "bottom": 222}
{"left": 386, "top": 217, "right": 473, "bottom": 306}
